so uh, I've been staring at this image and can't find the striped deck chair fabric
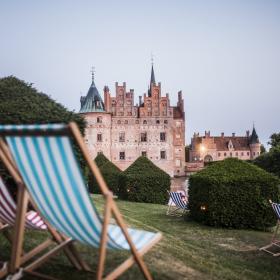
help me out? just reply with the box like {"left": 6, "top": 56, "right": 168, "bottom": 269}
{"left": 0, "top": 124, "right": 161, "bottom": 263}
{"left": 0, "top": 176, "right": 46, "bottom": 230}
{"left": 166, "top": 191, "right": 188, "bottom": 216}
{"left": 260, "top": 201, "right": 280, "bottom": 256}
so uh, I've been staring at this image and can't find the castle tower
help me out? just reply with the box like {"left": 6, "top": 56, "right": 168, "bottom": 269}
{"left": 79, "top": 70, "right": 112, "bottom": 160}
{"left": 249, "top": 125, "right": 261, "bottom": 159}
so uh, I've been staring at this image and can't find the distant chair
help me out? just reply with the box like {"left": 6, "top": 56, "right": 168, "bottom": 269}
{"left": 0, "top": 123, "right": 162, "bottom": 280}
{"left": 166, "top": 191, "right": 188, "bottom": 216}
{"left": 260, "top": 200, "right": 280, "bottom": 256}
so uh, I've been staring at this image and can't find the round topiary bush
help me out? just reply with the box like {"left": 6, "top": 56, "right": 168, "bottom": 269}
{"left": 189, "top": 158, "right": 280, "bottom": 229}
{"left": 118, "top": 156, "right": 170, "bottom": 204}
{"left": 88, "top": 153, "right": 121, "bottom": 195}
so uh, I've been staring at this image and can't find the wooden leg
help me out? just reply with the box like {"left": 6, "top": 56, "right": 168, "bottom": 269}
{"left": 9, "top": 184, "right": 29, "bottom": 273}
{"left": 97, "top": 194, "right": 112, "bottom": 280}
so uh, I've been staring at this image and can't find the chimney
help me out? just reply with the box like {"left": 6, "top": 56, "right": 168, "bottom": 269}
{"left": 221, "top": 132, "right": 224, "bottom": 138}
{"left": 139, "top": 96, "right": 142, "bottom": 106}
{"left": 232, "top": 133, "right": 235, "bottom": 137}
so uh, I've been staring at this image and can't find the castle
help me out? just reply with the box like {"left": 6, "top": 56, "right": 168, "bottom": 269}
{"left": 79, "top": 65, "right": 186, "bottom": 177}
{"left": 189, "top": 128, "right": 261, "bottom": 163}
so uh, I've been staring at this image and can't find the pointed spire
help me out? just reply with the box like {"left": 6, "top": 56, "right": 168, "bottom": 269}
{"left": 148, "top": 56, "right": 156, "bottom": 97}
{"left": 250, "top": 123, "right": 259, "bottom": 144}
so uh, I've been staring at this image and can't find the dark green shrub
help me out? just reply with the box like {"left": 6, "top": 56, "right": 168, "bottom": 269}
{"left": 88, "top": 153, "right": 121, "bottom": 195}
{"left": 189, "top": 158, "right": 280, "bottom": 229}
{"left": 118, "top": 156, "right": 170, "bottom": 204}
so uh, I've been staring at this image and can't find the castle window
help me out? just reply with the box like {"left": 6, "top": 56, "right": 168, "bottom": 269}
{"left": 224, "top": 152, "right": 227, "bottom": 157}
{"left": 164, "top": 120, "right": 168, "bottom": 124}
{"left": 160, "top": 132, "right": 166, "bottom": 142}
{"left": 119, "top": 132, "right": 125, "bottom": 142}
{"left": 241, "top": 152, "right": 244, "bottom": 156}
{"left": 142, "top": 151, "right": 147, "bottom": 157}
{"left": 97, "top": 133, "right": 102, "bottom": 142}
{"left": 230, "top": 152, "right": 232, "bottom": 157}
{"left": 97, "top": 151, "right": 103, "bottom": 155}
{"left": 141, "top": 132, "right": 147, "bottom": 142}
{"left": 117, "top": 120, "right": 121, "bottom": 124}
{"left": 247, "top": 152, "right": 250, "bottom": 156}
{"left": 124, "top": 120, "right": 128, "bottom": 124}
{"left": 218, "top": 152, "right": 221, "bottom": 157}
{"left": 160, "top": 150, "right": 166, "bottom": 159}
{"left": 156, "top": 120, "right": 160, "bottom": 124}
{"left": 253, "top": 152, "right": 256, "bottom": 156}
{"left": 135, "top": 120, "right": 139, "bottom": 124}
{"left": 97, "top": 116, "right": 102, "bottom": 123}
{"left": 143, "top": 120, "right": 147, "bottom": 124}
{"left": 127, "top": 112, "right": 132, "bottom": 116}
{"left": 119, "top": 152, "right": 125, "bottom": 160}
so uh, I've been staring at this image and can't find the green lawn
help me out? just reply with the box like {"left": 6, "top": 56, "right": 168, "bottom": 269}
{"left": 1, "top": 195, "right": 280, "bottom": 280}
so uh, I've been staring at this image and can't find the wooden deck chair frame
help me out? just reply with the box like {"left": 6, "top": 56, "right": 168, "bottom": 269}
{"left": 0, "top": 122, "right": 161, "bottom": 280}
{"left": 260, "top": 200, "right": 280, "bottom": 256}
{"left": 166, "top": 191, "right": 188, "bottom": 217}
{"left": 0, "top": 141, "right": 90, "bottom": 279}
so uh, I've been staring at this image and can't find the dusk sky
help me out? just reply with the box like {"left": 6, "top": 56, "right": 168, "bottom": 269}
{"left": 1, "top": 0, "right": 279, "bottom": 146}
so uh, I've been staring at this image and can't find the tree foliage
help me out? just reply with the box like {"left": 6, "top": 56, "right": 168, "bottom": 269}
{"left": 189, "top": 158, "right": 280, "bottom": 230}
{"left": 118, "top": 156, "right": 170, "bottom": 204}
{"left": 268, "top": 133, "right": 280, "bottom": 149}
{"left": 0, "top": 76, "right": 86, "bottom": 182}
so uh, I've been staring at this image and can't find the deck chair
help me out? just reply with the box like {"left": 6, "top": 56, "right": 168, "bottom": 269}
{"left": 260, "top": 200, "right": 280, "bottom": 256}
{"left": 0, "top": 123, "right": 162, "bottom": 280}
{"left": 0, "top": 174, "right": 88, "bottom": 280}
{"left": 166, "top": 191, "right": 188, "bottom": 216}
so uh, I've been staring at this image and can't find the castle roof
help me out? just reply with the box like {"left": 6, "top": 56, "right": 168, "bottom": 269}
{"left": 79, "top": 80, "right": 105, "bottom": 113}
{"left": 250, "top": 126, "right": 259, "bottom": 144}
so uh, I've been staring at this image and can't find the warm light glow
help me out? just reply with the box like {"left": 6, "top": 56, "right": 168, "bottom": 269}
{"left": 200, "top": 205, "right": 206, "bottom": 211}
{"left": 200, "top": 145, "right": 206, "bottom": 152}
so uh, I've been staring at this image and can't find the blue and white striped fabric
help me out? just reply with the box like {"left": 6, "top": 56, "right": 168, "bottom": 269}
{"left": 272, "top": 203, "right": 280, "bottom": 220}
{"left": 0, "top": 124, "right": 66, "bottom": 132}
{"left": 3, "top": 124, "right": 157, "bottom": 250}
{"left": 169, "top": 192, "right": 187, "bottom": 209}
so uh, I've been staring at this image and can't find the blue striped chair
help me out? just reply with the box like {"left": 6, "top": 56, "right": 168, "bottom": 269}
{"left": 166, "top": 191, "right": 188, "bottom": 216}
{"left": 0, "top": 123, "right": 162, "bottom": 280}
{"left": 260, "top": 200, "right": 280, "bottom": 256}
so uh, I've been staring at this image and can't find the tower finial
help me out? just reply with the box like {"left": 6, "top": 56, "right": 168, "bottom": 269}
{"left": 151, "top": 52, "right": 154, "bottom": 66}
{"left": 91, "top": 66, "right": 95, "bottom": 82}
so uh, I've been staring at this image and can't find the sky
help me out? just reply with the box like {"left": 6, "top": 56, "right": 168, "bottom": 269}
{"left": 0, "top": 0, "right": 279, "bottom": 147}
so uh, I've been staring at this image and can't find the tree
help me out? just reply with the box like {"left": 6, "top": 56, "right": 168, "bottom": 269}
{"left": 268, "top": 133, "right": 280, "bottom": 149}
{"left": 0, "top": 76, "right": 86, "bottom": 182}
{"left": 260, "top": 144, "right": 266, "bottom": 154}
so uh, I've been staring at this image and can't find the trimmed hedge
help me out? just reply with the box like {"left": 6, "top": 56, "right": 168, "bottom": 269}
{"left": 118, "top": 156, "right": 170, "bottom": 204}
{"left": 88, "top": 153, "right": 121, "bottom": 195}
{"left": 189, "top": 158, "right": 280, "bottom": 229}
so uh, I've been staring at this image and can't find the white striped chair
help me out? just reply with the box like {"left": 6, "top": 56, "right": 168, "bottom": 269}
{"left": 260, "top": 200, "right": 280, "bottom": 256}
{"left": 166, "top": 191, "right": 188, "bottom": 216}
{"left": 0, "top": 123, "right": 162, "bottom": 280}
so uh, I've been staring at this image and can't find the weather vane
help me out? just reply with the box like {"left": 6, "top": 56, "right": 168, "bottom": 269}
{"left": 91, "top": 66, "right": 95, "bottom": 81}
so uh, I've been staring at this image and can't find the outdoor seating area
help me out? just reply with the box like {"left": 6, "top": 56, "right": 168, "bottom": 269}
{"left": 0, "top": 122, "right": 280, "bottom": 280}
{"left": 0, "top": 123, "right": 161, "bottom": 279}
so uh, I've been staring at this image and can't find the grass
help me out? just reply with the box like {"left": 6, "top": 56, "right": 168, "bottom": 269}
{"left": 1, "top": 195, "right": 280, "bottom": 279}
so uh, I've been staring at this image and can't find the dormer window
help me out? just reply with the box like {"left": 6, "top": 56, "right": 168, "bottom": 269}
{"left": 97, "top": 116, "right": 102, "bottom": 123}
